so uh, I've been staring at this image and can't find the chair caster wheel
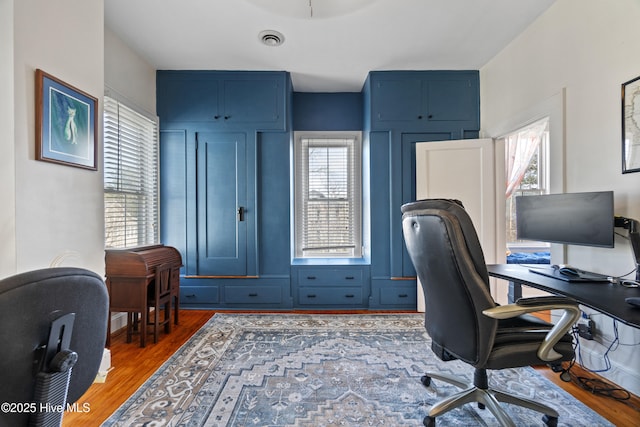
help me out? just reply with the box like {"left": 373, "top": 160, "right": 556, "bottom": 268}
{"left": 421, "top": 375, "right": 431, "bottom": 387}
{"left": 423, "top": 416, "right": 436, "bottom": 426}
{"left": 542, "top": 415, "right": 558, "bottom": 427}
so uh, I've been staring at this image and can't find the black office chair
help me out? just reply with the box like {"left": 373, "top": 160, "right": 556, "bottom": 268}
{"left": 401, "top": 199, "right": 581, "bottom": 427}
{"left": 0, "top": 267, "right": 109, "bottom": 427}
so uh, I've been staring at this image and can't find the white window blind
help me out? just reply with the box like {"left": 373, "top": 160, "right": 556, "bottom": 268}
{"left": 103, "top": 96, "right": 159, "bottom": 248}
{"left": 294, "top": 132, "right": 362, "bottom": 258}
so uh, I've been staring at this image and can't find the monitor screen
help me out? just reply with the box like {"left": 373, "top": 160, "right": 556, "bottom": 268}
{"left": 515, "top": 191, "right": 614, "bottom": 248}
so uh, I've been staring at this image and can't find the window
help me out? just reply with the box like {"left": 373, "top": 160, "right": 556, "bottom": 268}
{"left": 505, "top": 117, "right": 549, "bottom": 247}
{"left": 103, "top": 96, "right": 159, "bottom": 248}
{"left": 294, "top": 132, "right": 362, "bottom": 258}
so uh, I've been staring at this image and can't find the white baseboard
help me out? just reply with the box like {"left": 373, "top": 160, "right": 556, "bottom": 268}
{"left": 110, "top": 312, "right": 127, "bottom": 335}
{"left": 574, "top": 337, "right": 640, "bottom": 397}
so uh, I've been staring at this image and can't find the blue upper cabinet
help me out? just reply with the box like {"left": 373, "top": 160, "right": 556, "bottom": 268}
{"left": 157, "top": 71, "right": 288, "bottom": 130}
{"left": 367, "top": 71, "right": 479, "bottom": 132}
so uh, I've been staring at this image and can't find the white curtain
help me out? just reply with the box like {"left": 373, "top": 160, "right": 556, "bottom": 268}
{"left": 505, "top": 118, "right": 548, "bottom": 198}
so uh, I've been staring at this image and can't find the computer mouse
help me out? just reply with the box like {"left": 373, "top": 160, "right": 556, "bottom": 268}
{"left": 626, "top": 297, "right": 640, "bottom": 308}
{"left": 557, "top": 265, "right": 580, "bottom": 277}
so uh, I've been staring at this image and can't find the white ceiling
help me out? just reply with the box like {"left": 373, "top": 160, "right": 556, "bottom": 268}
{"left": 104, "top": 0, "right": 556, "bottom": 92}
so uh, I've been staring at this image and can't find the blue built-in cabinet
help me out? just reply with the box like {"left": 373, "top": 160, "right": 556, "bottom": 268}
{"left": 157, "top": 71, "right": 287, "bottom": 129}
{"left": 363, "top": 70, "right": 480, "bottom": 309}
{"left": 158, "top": 69, "right": 479, "bottom": 310}
{"left": 158, "top": 70, "right": 294, "bottom": 309}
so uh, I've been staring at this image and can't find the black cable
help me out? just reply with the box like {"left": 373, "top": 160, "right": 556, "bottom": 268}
{"left": 561, "top": 323, "right": 639, "bottom": 410}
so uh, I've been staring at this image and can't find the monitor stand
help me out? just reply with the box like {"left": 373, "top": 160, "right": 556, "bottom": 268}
{"left": 528, "top": 265, "right": 610, "bottom": 283}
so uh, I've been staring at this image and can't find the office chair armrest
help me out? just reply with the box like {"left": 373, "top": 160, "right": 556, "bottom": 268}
{"left": 483, "top": 296, "right": 581, "bottom": 362}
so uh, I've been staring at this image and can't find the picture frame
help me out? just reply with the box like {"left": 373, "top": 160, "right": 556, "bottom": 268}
{"left": 35, "top": 69, "right": 98, "bottom": 170}
{"left": 622, "top": 75, "right": 640, "bottom": 174}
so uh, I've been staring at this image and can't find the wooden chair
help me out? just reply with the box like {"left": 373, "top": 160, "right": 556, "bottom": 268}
{"left": 147, "top": 262, "right": 172, "bottom": 343}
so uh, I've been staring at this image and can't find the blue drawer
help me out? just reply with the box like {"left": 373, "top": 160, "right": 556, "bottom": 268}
{"left": 379, "top": 287, "right": 417, "bottom": 306}
{"left": 180, "top": 286, "right": 219, "bottom": 304}
{"left": 297, "top": 268, "right": 363, "bottom": 286}
{"left": 225, "top": 286, "right": 283, "bottom": 304}
{"left": 298, "top": 287, "right": 363, "bottom": 305}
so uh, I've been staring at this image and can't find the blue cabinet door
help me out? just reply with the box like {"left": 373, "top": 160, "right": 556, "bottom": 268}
{"left": 196, "top": 132, "right": 247, "bottom": 275}
{"left": 223, "top": 79, "right": 284, "bottom": 125}
{"left": 157, "top": 76, "right": 220, "bottom": 122}
{"left": 425, "top": 78, "right": 477, "bottom": 122}
{"left": 372, "top": 78, "right": 422, "bottom": 122}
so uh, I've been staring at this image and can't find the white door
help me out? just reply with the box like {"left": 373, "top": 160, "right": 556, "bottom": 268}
{"left": 415, "top": 138, "right": 497, "bottom": 311}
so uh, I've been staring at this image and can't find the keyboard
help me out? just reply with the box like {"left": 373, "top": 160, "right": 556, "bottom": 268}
{"left": 528, "top": 266, "right": 610, "bottom": 283}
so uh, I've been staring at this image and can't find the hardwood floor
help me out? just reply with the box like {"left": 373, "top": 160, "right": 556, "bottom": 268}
{"left": 63, "top": 310, "right": 639, "bottom": 426}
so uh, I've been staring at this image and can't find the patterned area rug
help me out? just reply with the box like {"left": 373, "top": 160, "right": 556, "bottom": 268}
{"left": 102, "top": 313, "right": 611, "bottom": 426}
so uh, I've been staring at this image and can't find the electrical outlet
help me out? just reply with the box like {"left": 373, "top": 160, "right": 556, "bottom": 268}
{"left": 577, "top": 319, "right": 595, "bottom": 340}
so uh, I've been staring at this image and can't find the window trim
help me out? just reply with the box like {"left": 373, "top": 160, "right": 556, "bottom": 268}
{"left": 293, "top": 131, "right": 363, "bottom": 259}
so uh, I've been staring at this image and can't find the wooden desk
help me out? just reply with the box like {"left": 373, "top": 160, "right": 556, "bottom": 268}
{"left": 487, "top": 264, "right": 640, "bottom": 329}
{"left": 105, "top": 245, "right": 182, "bottom": 347}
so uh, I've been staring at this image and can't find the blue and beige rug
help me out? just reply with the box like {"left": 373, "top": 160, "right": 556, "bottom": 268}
{"left": 102, "top": 313, "right": 611, "bottom": 426}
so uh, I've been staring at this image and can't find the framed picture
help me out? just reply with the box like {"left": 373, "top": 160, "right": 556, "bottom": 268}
{"left": 36, "top": 69, "right": 97, "bottom": 170}
{"left": 622, "top": 75, "right": 640, "bottom": 174}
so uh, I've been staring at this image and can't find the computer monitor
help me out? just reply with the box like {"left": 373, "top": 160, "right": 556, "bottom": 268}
{"left": 515, "top": 191, "right": 614, "bottom": 248}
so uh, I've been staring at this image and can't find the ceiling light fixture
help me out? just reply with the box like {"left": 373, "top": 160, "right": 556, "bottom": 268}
{"left": 259, "top": 30, "right": 285, "bottom": 47}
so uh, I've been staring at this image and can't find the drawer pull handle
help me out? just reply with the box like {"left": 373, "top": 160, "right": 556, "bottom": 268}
{"left": 185, "top": 294, "right": 196, "bottom": 298}
{"left": 307, "top": 276, "right": 316, "bottom": 280}
{"left": 345, "top": 294, "right": 355, "bottom": 298}
{"left": 398, "top": 294, "right": 408, "bottom": 298}
{"left": 248, "top": 293, "right": 258, "bottom": 297}
{"left": 345, "top": 276, "right": 355, "bottom": 280}
{"left": 307, "top": 294, "right": 317, "bottom": 298}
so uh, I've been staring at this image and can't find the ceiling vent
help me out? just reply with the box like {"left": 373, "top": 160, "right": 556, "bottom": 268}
{"left": 259, "top": 30, "right": 285, "bottom": 47}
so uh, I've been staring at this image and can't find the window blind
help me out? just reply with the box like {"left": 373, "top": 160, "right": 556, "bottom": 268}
{"left": 103, "top": 96, "right": 159, "bottom": 248}
{"left": 294, "top": 133, "right": 362, "bottom": 258}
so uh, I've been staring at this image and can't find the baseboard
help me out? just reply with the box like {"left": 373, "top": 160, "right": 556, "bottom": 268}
{"left": 110, "top": 312, "right": 127, "bottom": 335}
{"left": 574, "top": 338, "right": 640, "bottom": 397}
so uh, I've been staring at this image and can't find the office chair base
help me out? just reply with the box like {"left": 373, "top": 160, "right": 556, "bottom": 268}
{"left": 422, "top": 372, "right": 559, "bottom": 427}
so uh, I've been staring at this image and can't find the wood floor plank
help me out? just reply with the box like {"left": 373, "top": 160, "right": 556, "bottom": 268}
{"left": 62, "top": 310, "right": 638, "bottom": 426}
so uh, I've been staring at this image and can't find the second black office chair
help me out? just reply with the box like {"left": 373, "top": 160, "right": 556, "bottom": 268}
{"left": 402, "top": 199, "right": 581, "bottom": 427}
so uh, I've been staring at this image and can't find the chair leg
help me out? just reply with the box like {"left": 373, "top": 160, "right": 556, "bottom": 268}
{"left": 173, "top": 295, "right": 179, "bottom": 325}
{"left": 492, "top": 389, "right": 559, "bottom": 418}
{"left": 422, "top": 371, "right": 469, "bottom": 390}
{"left": 428, "top": 387, "right": 481, "bottom": 417}
{"left": 126, "top": 312, "right": 132, "bottom": 343}
{"left": 427, "top": 387, "right": 517, "bottom": 427}
{"left": 164, "top": 301, "right": 172, "bottom": 334}
{"left": 152, "top": 304, "right": 159, "bottom": 344}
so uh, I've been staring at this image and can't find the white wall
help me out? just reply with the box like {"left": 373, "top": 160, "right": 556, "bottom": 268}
{"left": 0, "top": 0, "right": 16, "bottom": 278}
{"left": 481, "top": 0, "right": 640, "bottom": 395}
{"left": 105, "top": 27, "right": 157, "bottom": 116}
{"left": 0, "top": 0, "right": 105, "bottom": 277}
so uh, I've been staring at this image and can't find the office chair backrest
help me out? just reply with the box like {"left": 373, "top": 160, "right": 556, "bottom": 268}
{"left": 402, "top": 199, "right": 497, "bottom": 366}
{"left": 0, "top": 267, "right": 109, "bottom": 426}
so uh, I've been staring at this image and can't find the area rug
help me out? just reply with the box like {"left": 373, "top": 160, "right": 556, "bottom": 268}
{"left": 102, "top": 313, "right": 611, "bottom": 426}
